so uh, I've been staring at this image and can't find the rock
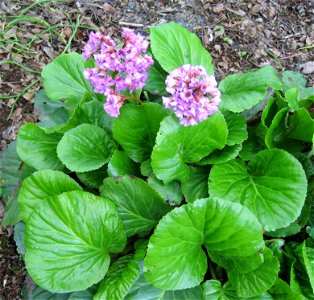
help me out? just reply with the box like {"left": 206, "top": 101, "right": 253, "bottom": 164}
{"left": 299, "top": 61, "right": 314, "bottom": 74}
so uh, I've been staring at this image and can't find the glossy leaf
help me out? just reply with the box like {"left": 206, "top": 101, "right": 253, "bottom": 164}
{"left": 107, "top": 150, "right": 140, "bottom": 177}
{"left": 0, "top": 141, "right": 21, "bottom": 202}
{"left": 145, "top": 62, "right": 167, "bottom": 94}
{"left": 25, "top": 190, "right": 126, "bottom": 292}
{"left": 17, "top": 123, "right": 63, "bottom": 171}
{"left": 18, "top": 170, "right": 82, "bottom": 221}
{"left": 224, "top": 112, "right": 248, "bottom": 146}
{"left": 219, "top": 66, "right": 282, "bottom": 112}
{"left": 2, "top": 193, "right": 22, "bottom": 228}
{"left": 227, "top": 248, "right": 279, "bottom": 297}
{"left": 151, "top": 113, "right": 227, "bottom": 184}
{"left": 76, "top": 165, "right": 107, "bottom": 189}
{"left": 57, "top": 124, "right": 116, "bottom": 172}
{"left": 198, "top": 144, "right": 242, "bottom": 165}
{"left": 181, "top": 166, "right": 209, "bottom": 203}
{"left": 94, "top": 255, "right": 140, "bottom": 300}
{"left": 41, "top": 53, "right": 95, "bottom": 108}
{"left": 100, "top": 176, "right": 171, "bottom": 237}
{"left": 150, "top": 22, "right": 214, "bottom": 75}
{"left": 144, "top": 198, "right": 263, "bottom": 290}
{"left": 209, "top": 149, "right": 307, "bottom": 231}
{"left": 113, "top": 103, "right": 169, "bottom": 163}
{"left": 282, "top": 71, "right": 306, "bottom": 92}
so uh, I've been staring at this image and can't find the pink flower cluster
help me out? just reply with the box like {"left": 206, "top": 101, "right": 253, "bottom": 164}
{"left": 162, "top": 65, "right": 221, "bottom": 126}
{"left": 83, "top": 29, "right": 154, "bottom": 117}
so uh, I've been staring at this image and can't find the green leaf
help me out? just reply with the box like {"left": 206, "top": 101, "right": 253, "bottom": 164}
{"left": 108, "top": 150, "right": 140, "bottom": 177}
{"left": 209, "top": 149, "right": 307, "bottom": 231}
{"left": 94, "top": 255, "right": 140, "bottom": 300}
{"left": 57, "top": 123, "right": 116, "bottom": 172}
{"left": 145, "top": 62, "right": 167, "bottom": 94}
{"left": 150, "top": 22, "right": 214, "bottom": 75}
{"left": 224, "top": 112, "right": 248, "bottom": 146}
{"left": 282, "top": 71, "right": 306, "bottom": 92}
{"left": 287, "top": 108, "right": 314, "bottom": 142}
{"left": 219, "top": 66, "right": 282, "bottom": 112}
{"left": 269, "top": 278, "right": 303, "bottom": 300}
{"left": 18, "top": 170, "right": 82, "bottom": 221}
{"left": 144, "top": 198, "right": 263, "bottom": 290}
{"left": 285, "top": 88, "right": 299, "bottom": 111}
{"left": 151, "top": 112, "right": 228, "bottom": 184}
{"left": 100, "top": 176, "right": 171, "bottom": 237}
{"left": 302, "top": 240, "right": 314, "bottom": 291}
{"left": 41, "top": 53, "right": 96, "bottom": 109}
{"left": 125, "top": 265, "right": 204, "bottom": 300}
{"left": 227, "top": 248, "right": 279, "bottom": 297}
{"left": 198, "top": 144, "right": 242, "bottom": 165}
{"left": 181, "top": 166, "right": 209, "bottom": 203}
{"left": 25, "top": 190, "right": 126, "bottom": 292}
{"left": 76, "top": 165, "right": 107, "bottom": 189}
{"left": 265, "top": 107, "right": 289, "bottom": 149}
{"left": 14, "top": 222, "right": 25, "bottom": 256}
{"left": 147, "top": 175, "right": 183, "bottom": 206}
{"left": 201, "top": 280, "right": 266, "bottom": 300}
{"left": 34, "top": 89, "right": 68, "bottom": 128}
{"left": 2, "top": 193, "right": 22, "bottom": 228}
{"left": 16, "top": 123, "right": 63, "bottom": 171}
{"left": 0, "top": 141, "right": 21, "bottom": 202}
{"left": 112, "top": 103, "right": 169, "bottom": 163}
{"left": 239, "top": 127, "right": 265, "bottom": 161}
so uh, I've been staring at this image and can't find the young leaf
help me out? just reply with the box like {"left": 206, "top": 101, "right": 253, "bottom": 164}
{"left": 16, "top": 123, "right": 63, "bottom": 171}
{"left": 219, "top": 66, "right": 282, "bottom": 112}
{"left": 269, "top": 278, "right": 303, "bottom": 300}
{"left": 41, "top": 53, "right": 96, "bottom": 109}
{"left": 100, "top": 176, "right": 171, "bottom": 237}
{"left": 112, "top": 103, "right": 169, "bottom": 163}
{"left": 107, "top": 150, "right": 140, "bottom": 177}
{"left": 25, "top": 190, "right": 126, "bottom": 292}
{"left": 227, "top": 248, "right": 279, "bottom": 297}
{"left": 181, "top": 166, "right": 209, "bottom": 203}
{"left": 57, "top": 124, "right": 116, "bottom": 172}
{"left": 151, "top": 112, "right": 227, "bottom": 184}
{"left": 0, "top": 141, "right": 21, "bottom": 202}
{"left": 94, "top": 255, "right": 140, "bottom": 300}
{"left": 150, "top": 22, "right": 214, "bottom": 75}
{"left": 209, "top": 149, "right": 307, "bottom": 231}
{"left": 144, "top": 198, "right": 263, "bottom": 290}
{"left": 18, "top": 170, "right": 82, "bottom": 221}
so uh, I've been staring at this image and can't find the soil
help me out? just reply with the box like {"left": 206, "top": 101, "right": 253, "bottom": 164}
{"left": 0, "top": 0, "right": 313, "bottom": 299}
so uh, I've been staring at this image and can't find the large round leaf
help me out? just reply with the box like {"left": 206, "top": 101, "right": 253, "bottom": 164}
{"left": 209, "top": 149, "right": 307, "bottom": 231}
{"left": 19, "top": 170, "right": 82, "bottom": 221}
{"left": 219, "top": 66, "right": 282, "bottom": 113}
{"left": 151, "top": 112, "right": 227, "bottom": 184}
{"left": 112, "top": 103, "right": 169, "bottom": 163}
{"left": 57, "top": 123, "right": 116, "bottom": 172}
{"left": 100, "top": 176, "right": 171, "bottom": 237}
{"left": 150, "top": 22, "right": 214, "bottom": 75}
{"left": 25, "top": 190, "right": 126, "bottom": 292}
{"left": 17, "top": 123, "right": 63, "bottom": 170}
{"left": 144, "top": 198, "right": 263, "bottom": 290}
{"left": 227, "top": 248, "right": 279, "bottom": 298}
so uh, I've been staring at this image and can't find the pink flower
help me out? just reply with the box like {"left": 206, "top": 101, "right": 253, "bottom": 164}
{"left": 82, "top": 28, "right": 154, "bottom": 117}
{"left": 162, "top": 65, "right": 221, "bottom": 126}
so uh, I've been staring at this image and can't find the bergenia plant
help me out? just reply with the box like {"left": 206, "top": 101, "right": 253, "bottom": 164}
{"left": 1, "top": 22, "right": 313, "bottom": 299}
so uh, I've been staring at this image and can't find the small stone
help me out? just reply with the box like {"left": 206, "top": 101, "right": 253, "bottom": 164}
{"left": 214, "top": 44, "right": 221, "bottom": 51}
{"left": 299, "top": 61, "right": 314, "bottom": 74}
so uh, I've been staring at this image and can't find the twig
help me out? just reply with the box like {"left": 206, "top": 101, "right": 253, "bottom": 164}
{"left": 118, "top": 21, "right": 144, "bottom": 28}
